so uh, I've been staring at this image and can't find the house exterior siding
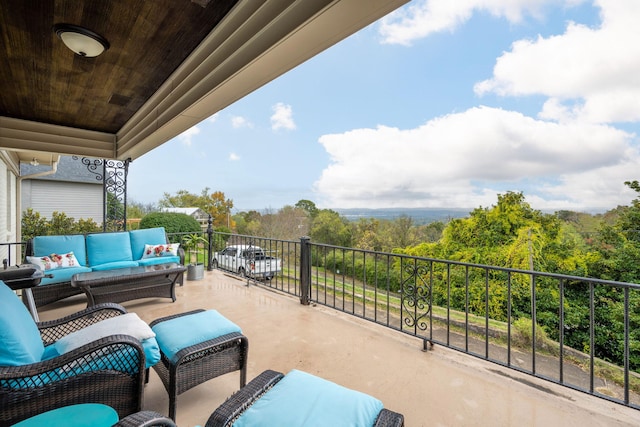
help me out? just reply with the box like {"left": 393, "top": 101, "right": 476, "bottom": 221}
{"left": 22, "top": 180, "right": 102, "bottom": 223}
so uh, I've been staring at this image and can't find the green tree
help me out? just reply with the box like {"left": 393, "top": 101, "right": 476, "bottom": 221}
{"left": 127, "top": 200, "right": 156, "bottom": 219}
{"left": 310, "top": 209, "right": 351, "bottom": 246}
{"left": 234, "top": 211, "right": 262, "bottom": 236}
{"left": 158, "top": 189, "right": 202, "bottom": 209}
{"left": 158, "top": 188, "right": 233, "bottom": 228}
{"left": 295, "top": 199, "right": 319, "bottom": 218}
{"left": 352, "top": 218, "right": 381, "bottom": 251}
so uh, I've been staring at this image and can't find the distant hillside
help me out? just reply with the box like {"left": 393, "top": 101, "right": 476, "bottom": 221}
{"left": 334, "top": 208, "right": 470, "bottom": 225}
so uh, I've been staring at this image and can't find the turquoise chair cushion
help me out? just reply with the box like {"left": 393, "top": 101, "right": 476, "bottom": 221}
{"left": 152, "top": 310, "right": 242, "bottom": 362}
{"left": 12, "top": 403, "right": 118, "bottom": 427}
{"left": 0, "top": 281, "right": 44, "bottom": 366}
{"left": 129, "top": 227, "right": 168, "bottom": 260}
{"left": 86, "top": 232, "right": 133, "bottom": 267}
{"left": 32, "top": 234, "right": 88, "bottom": 266}
{"left": 233, "top": 370, "right": 384, "bottom": 427}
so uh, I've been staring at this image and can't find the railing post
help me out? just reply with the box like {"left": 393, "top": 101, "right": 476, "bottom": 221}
{"left": 207, "top": 215, "right": 213, "bottom": 271}
{"left": 300, "top": 236, "right": 311, "bottom": 305}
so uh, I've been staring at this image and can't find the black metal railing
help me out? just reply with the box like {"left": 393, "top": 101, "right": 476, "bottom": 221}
{"left": 206, "top": 232, "right": 640, "bottom": 411}
{"left": 0, "top": 242, "right": 27, "bottom": 268}
{"left": 7, "top": 229, "right": 639, "bottom": 410}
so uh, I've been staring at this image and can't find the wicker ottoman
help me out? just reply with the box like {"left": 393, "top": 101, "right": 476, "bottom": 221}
{"left": 150, "top": 309, "right": 249, "bottom": 420}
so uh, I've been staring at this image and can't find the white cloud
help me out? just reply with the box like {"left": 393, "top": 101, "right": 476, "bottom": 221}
{"left": 229, "top": 152, "right": 240, "bottom": 161}
{"left": 231, "top": 116, "right": 253, "bottom": 129}
{"left": 475, "top": 0, "right": 640, "bottom": 124}
{"left": 314, "top": 106, "right": 637, "bottom": 210}
{"left": 177, "top": 125, "right": 200, "bottom": 146}
{"left": 270, "top": 102, "right": 296, "bottom": 131}
{"left": 378, "top": 0, "right": 582, "bottom": 46}
{"left": 208, "top": 113, "right": 219, "bottom": 123}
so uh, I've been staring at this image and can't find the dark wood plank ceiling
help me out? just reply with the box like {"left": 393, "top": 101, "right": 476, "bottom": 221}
{"left": 0, "top": 0, "right": 237, "bottom": 134}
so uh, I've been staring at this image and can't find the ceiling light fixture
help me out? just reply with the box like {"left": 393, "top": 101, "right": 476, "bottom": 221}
{"left": 53, "top": 23, "right": 110, "bottom": 58}
{"left": 30, "top": 158, "right": 39, "bottom": 167}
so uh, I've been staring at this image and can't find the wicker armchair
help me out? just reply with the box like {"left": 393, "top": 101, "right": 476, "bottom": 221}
{"left": 0, "top": 302, "right": 147, "bottom": 427}
{"left": 205, "top": 370, "right": 405, "bottom": 427}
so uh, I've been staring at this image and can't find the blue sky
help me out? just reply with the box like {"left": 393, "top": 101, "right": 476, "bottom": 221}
{"left": 128, "top": 0, "right": 640, "bottom": 213}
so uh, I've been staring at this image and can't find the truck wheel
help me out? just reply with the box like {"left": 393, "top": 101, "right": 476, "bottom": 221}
{"left": 212, "top": 260, "right": 218, "bottom": 268}
{"left": 238, "top": 267, "right": 247, "bottom": 277}
{"left": 265, "top": 275, "right": 273, "bottom": 281}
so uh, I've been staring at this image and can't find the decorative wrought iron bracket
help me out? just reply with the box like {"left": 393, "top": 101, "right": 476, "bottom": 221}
{"left": 74, "top": 156, "right": 130, "bottom": 231}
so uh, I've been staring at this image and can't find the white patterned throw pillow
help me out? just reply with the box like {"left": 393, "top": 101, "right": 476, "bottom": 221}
{"left": 142, "top": 243, "right": 179, "bottom": 258}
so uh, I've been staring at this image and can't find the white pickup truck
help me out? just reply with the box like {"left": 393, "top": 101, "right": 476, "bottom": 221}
{"left": 212, "top": 245, "right": 281, "bottom": 280}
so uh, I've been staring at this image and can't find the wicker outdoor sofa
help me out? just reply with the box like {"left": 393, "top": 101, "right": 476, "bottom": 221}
{"left": 23, "top": 227, "right": 184, "bottom": 309}
{"left": 205, "top": 369, "right": 405, "bottom": 427}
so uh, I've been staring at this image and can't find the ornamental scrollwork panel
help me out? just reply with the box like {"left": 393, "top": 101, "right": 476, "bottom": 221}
{"left": 401, "top": 262, "right": 432, "bottom": 333}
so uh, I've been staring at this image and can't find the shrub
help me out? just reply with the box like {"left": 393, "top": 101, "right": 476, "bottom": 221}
{"left": 48, "top": 211, "right": 76, "bottom": 235}
{"left": 21, "top": 209, "right": 101, "bottom": 241}
{"left": 21, "top": 208, "right": 49, "bottom": 241}
{"left": 139, "top": 212, "right": 201, "bottom": 235}
{"left": 511, "top": 317, "right": 558, "bottom": 355}
{"left": 76, "top": 218, "right": 102, "bottom": 234}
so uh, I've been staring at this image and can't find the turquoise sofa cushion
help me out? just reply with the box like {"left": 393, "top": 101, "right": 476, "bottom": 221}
{"left": 0, "top": 281, "right": 44, "bottom": 366}
{"left": 12, "top": 403, "right": 118, "bottom": 427}
{"left": 152, "top": 310, "right": 242, "bottom": 362}
{"left": 32, "top": 234, "right": 87, "bottom": 266}
{"left": 90, "top": 261, "right": 139, "bottom": 271}
{"left": 129, "top": 227, "right": 168, "bottom": 260}
{"left": 86, "top": 232, "right": 133, "bottom": 267}
{"left": 233, "top": 369, "right": 384, "bottom": 427}
{"left": 37, "top": 265, "right": 92, "bottom": 285}
{"left": 137, "top": 255, "right": 181, "bottom": 266}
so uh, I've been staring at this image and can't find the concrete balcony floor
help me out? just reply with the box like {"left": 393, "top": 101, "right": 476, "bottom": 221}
{"left": 38, "top": 270, "right": 640, "bottom": 427}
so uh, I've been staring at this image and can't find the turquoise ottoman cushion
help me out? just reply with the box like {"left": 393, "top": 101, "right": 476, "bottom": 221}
{"left": 234, "top": 370, "right": 384, "bottom": 427}
{"left": 12, "top": 403, "right": 118, "bottom": 426}
{"left": 152, "top": 310, "right": 242, "bottom": 362}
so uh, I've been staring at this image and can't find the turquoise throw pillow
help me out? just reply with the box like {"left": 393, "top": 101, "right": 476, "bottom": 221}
{"left": 152, "top": 310, "right": 241, "bottom": 362}
{"left": 233, "top": 369, "right": 384, "bottom": 427}
{"left": 0, "top": 281, "right": 45, "bottom": 366}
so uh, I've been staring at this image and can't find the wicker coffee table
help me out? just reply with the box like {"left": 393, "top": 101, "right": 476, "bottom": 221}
{"left": 71, "top": 263, "right": 186, "bottom": 307}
